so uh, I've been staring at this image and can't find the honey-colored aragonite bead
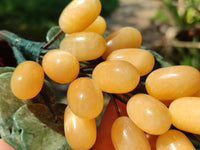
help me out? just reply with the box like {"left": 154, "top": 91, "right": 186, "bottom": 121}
{"left": 169, "top": 97, "right": 200, "bottom": 134}
{"left": 127, "top": 94, "right": 171, "bottom": 135}
{"left": 145, "top": 65, "right": 200, "bottom": 101}
{"left": 59, "top": 0, "right": 101, "bottom": 33}
{"left": 156, "top": 129, "right": 195, "bottom": 150}
{"left": 111, "top": 116, "right": 151, "bottom": 150}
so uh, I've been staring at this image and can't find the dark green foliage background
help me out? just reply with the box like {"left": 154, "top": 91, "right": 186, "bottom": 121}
{"left": 0, "top": 0, "right": 119, "bottom": 41}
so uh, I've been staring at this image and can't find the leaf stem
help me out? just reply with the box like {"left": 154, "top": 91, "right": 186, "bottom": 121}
{"left": 42, "top": 30, "right": 64, "bottom": 49}
{"left": 109, "top": 94, "right": 121, "bottom": 117}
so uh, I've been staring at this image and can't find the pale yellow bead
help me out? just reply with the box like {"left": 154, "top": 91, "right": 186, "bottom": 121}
{"left": 156, "top": 129, "right": 195, "bottom": 150}
{"left": 83, "top": 16, "right": 106, "bottom": 35}
{"left": 111, "top": 116, "right": 151, "bottom": 150}
{"left": 64, "top": 106, "right": 97, "bottom": 150}
{"left": 59, "top": 32, "right": 106, "bottom": 61}
{"left": 146, "top": 65, "right": 200, "bottom": 101}
{"left": 42, "top": 50, "right": 79, "bottom": 84}
{"left": 127, "top": 94, "right": 171, "bottom": 135}
{"left": 169, "top": 97, "right": 200, "bottom": 134}
{"left": 107, "top": 48, "right": 155, "bottom": 76}
{"left": 67, "top": 77, "right": 104, "bottom": 119}
{"left": 59, "top": 0, "right": 101, "bottom": 33}
{"left": 92, "top": 60, "right": 140, "bottom": 94}
{"left": 102, "top": 27, "right": 142, "bottom": 59}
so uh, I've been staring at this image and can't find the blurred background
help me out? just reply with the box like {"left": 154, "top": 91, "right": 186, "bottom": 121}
{"left": 0, "top": 0, "right": 200, "bottom": 69}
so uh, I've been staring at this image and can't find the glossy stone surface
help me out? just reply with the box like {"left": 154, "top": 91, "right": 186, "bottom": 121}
{"left": 59, "top": 32, "right": 106, "bottom": 61}
{"left": 83, "top": 16, "right": 106, "bottom": 35}
{"left": 67, "top": 77, "right": 104, "bottom": 119}
{"left": 145, "top": 65, "right": 200, "bottom": 101}
{"left": 111, "top": 116, "right": 151, "bottom": 150}
{"left": 102, "top": 27, "right": 142, "bottom": 59}
{"left": 11, "top": 61, "right": 44, "bottom": 99}
{"left": 127, "top": 94, "right": 171, "bottom": 135}
{"left": 169, "top": 97, "right": 200, "bottom": 134}
{"left": 107, "top": 48, "right": 155, "bottom": 76}
{"left": 156, "top": 129, "right": 195, "bottom": 150}
{"left": 92, "top": 60, "right": 140, "bottom": 94}
{"left": 42, "top": 50, "right": 79, "bottom": 84}
{"left": 64, "top": 106, "right": 97, "bottom": 150}
{"left": 59, "top": 0, "right": 101, "bottom": 33}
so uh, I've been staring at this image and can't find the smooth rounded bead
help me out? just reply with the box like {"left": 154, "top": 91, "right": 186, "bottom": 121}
{"left": 67, "top": 77, "right": 104, "bottom": 119}
{"left": 59, "top": 0, "right": 101, "bottom": 33}
{"left": 156, "top": 129, "right": 195, "bottom": 150}
{"left": 111, "top": 116, "right": 151, "bottom": 150}
{"left": 83, "top": 16, "right": 106, "bottom": 35}
{"left": 192, "top": 89, "right": 200, "bottom": 97}
{"left": 127, "top": 94, "right": 171, "bottom": 135}
{"left": 59, "top": 32, "right": 106, "bottom": 61}
{"left": 92, "top": 60, "right": 140, "bottom": 94}
{"left": 145, "top": 65, "right": 200, "bottom": 101}
{"left": 11, "top": 61, "right": 44, "bottom": 99}
{"left": 107, "top": 48, "right": 155, "bottom": 76}
{"left": 64, "top": 106, "right": 97, "bottom": 150}
{"left": 42, "top": 50, "right": 79, "bottom": 84}
{"left": 169, "top": 97, "right": 200, "bottom": 134}
{"left": 102, "top": 27, "right": 142, "bottom": 59}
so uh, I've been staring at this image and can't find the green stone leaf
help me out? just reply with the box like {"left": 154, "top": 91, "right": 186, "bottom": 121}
{"left": 46, "top": 26, "right": 65, "bottom": 49}
{"left": 0, "top": 72, "right": 24, "bottom": 128}
{"left": 140, "top": 46, "right": 172, "bottom": 68}
{"left": 12, "top": 104, "right": 72, "bottom": 150}
{"left": 0, "top": 72, "right": 25, "bottom": 149}
{"left": 0, "top": 67, "right": 15, "bottom": 74}
{"left": 0, "top": 30, "right": 46, "bottom": 62}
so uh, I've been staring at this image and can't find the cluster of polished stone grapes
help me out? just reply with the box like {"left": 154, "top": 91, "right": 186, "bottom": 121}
{"left": 10, "top": 0, "right": 200, "bottom": 150}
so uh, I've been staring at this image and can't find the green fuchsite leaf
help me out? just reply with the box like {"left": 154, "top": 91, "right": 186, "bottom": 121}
{"left": 0, "top": 72, "right": 25, "bottom": 149}
{"left": 0, "top": 67, "right": 15, "bottom": 74}
{"left": 12, "top": 104, "right": 72, "bottom": 150}
{"left": 46, "top": 26, "right": 65, "bottom": 49}
{"left": 0, "top": 30, "right": 46, "bottom": 63}
{"left": 0, "top": 72, "right": 24, "bottom": 127}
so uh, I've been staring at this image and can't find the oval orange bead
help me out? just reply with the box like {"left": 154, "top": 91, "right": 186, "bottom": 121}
{"left": 59, "top": 32, "right": 106, "bottom": 61}
{"left": 83, "top": 16, "right": 107, "bottom": 35}
{"left": 11, "top": 61, "right": 44, "bottom": 99}
{"left": 145, "top": 65, "right": 200, "bottom": 101}
{"left": 156, "top": 129, "right": 195, "bottom": 150}
{"left": 111, "top": 116, "right": 151, "bottom": 150}
{"left": 102, "top": 27, "right": 142, "bottom": 59}
{"left": 127, "top": 94, "right": 171, "bottom": 135}
{"left": 42, "top": 50, "right": 79, "bottom": 84}
{"left": 107, "top": 48, "right": 155, "bottom": 76}
{"left": 59, "top": 0, "right": 101, "bottom": 33}
{"left": 169, "top": 97, "right": 200, "bottom": 134}
{"left": 67, "top": 77, "right": 104, "bottom": 119}
{"left": 64, "top": 106, "right": 97, "bottom": 150}
{"left": 92, "top": 60, "right": 140, "bottom": 94}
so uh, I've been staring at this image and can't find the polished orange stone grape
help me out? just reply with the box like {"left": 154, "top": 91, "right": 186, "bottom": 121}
{"left": 145, "top": 65, "right": 200, "bottom": 101}
{"left": 83, "top": 16, "right": 106, "bottom": 35}
{"left": 169, "top": 97, "right": 200, "bottom": 134}
{"left": 59, "top": 0, "right": 101, "bottom": 33}
{"left": 102, "top": 27, "right": 142, "bottom": 59}
{"left": 127, "top": 94, "right": 171, "bottom": 135}
{"left": 192, "top": 88, "right": 200, "bottom": 97}
{"left": 59, "top": 32, "right": 106, "bottom": 61}
{"left": 42, "top": 50, "right": 79, "bottom": 84}
{"left": 111, "top": 116, "right": 151, "bottom": 150}
{"left": 67, "top": 77, "right": 104, "bottom": 119}
{"left": 92, "top": 60, "right": 140, "bottom": 93}
{"left": 64, "top": 106, "right": 97, "bottom": 150}
{"left": 11, "top": 61, "right": 44, "bottom": 99}
{"left": 156, "top": 129, "right": 195, "bottom": 150}
{"left": 107, "top": 48, "right": 155, "bottom": 76}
